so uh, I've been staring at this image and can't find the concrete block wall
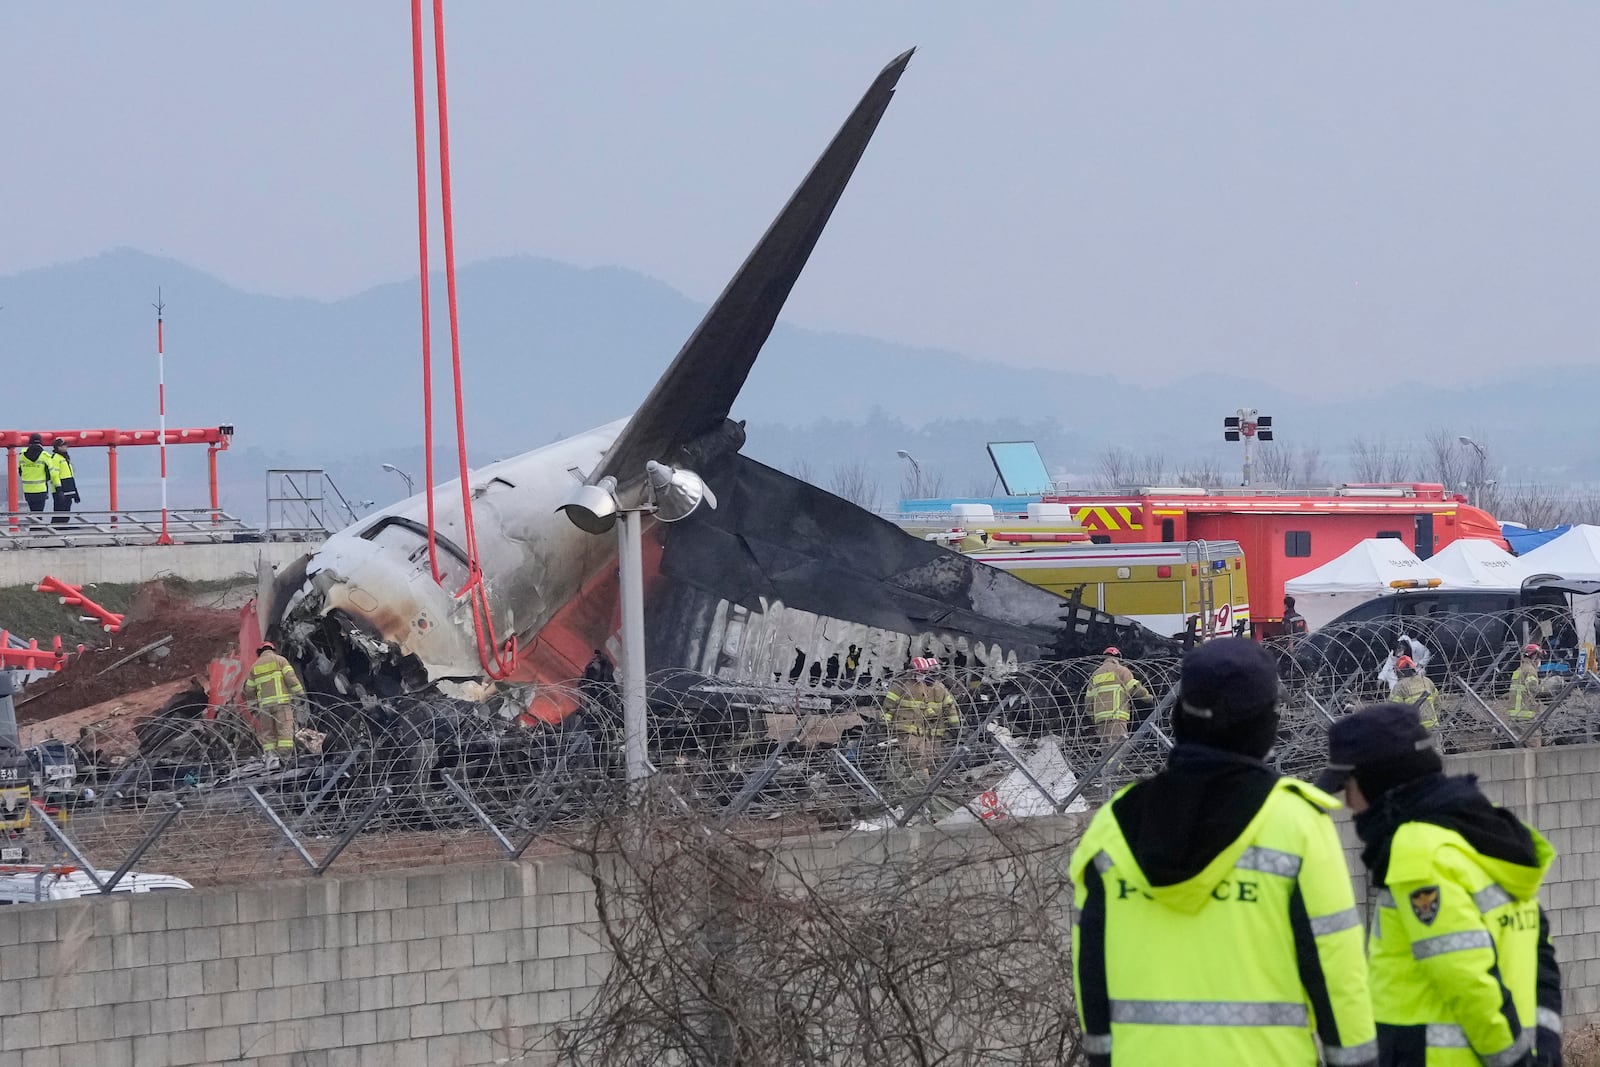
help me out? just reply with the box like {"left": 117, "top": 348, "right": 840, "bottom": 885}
{"left": 0, "top": 858, "right": 607, "bottom": 1067}
{"left": 0, "top": 744, "right": 1597, "bottom": 1065}
{"left": 1447, "top": 746, "right": 1600, "bottom": 1019}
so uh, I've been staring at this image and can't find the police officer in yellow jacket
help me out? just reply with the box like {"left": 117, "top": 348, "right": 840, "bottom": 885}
{"left": 243, "top": 641, "right": 307, "bottom": 768}
{"left": 1315, "top": 704, "right": 1561, "bottom": 1066}
{"left": 17, "top": 433, "right": 52, "bottom": 517}
{"left": 1070, "top": 638, "right": 1377, "bottom": 1066}
{"left": 46, "top": 438, "right": 79, "bottom": 527}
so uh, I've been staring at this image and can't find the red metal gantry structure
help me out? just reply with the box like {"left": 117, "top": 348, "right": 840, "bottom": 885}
{"left": 2, "top": 425, "right": 233, "bottom": 534}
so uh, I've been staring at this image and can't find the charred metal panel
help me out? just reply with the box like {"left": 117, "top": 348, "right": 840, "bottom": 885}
{"left": 646, "top": 455, "right": 1176, "bottom": 679}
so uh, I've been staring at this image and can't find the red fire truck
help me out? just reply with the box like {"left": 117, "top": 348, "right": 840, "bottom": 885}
{"left": 1041, "top": 484, "right": 1505, "bottom": 636}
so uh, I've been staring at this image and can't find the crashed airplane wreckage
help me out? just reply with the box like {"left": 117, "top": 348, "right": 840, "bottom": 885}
{"left": 265, "top": 50, "right": 1175, "bottom": 728}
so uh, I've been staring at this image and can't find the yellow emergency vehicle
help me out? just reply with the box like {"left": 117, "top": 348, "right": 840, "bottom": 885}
{"left": 899, "top": 504, "right": 1250, "bottom": 639}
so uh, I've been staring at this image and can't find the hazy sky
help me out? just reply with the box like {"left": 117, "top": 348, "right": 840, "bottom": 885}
{"left": 6, "top": 4, "right": 1599, "bottom": 396}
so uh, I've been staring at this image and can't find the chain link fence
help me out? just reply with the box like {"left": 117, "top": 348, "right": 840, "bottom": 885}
{"left": 8, "top": 608, "right": 1597, "bottom": 889}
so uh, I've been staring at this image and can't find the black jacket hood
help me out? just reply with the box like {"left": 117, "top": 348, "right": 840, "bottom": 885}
{"left": 1354, "top": 772, "right": 1537, "bottom": 885}
{"left": 1111, "top": 743, "right": 1280, "bottom": 888}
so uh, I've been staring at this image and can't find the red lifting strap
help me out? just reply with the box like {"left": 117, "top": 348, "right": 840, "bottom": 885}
{"left": 409, "top": 0, "right": 516, "bottom": 679}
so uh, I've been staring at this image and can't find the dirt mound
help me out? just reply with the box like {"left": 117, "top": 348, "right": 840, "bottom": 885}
{"left": 16, "top": 581, "right": 240, "bottom": 723}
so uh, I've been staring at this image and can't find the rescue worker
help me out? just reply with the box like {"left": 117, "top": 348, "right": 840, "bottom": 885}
{"left": 1509, "top": 644, "right": 1545, "bottom": 747}
{"left": 1389, "top": 655, "right": 1440, "bottom": 730}
{"left": 579, "top": 648, "right": 617, "bottom": 712}
{"left": 1070, "top": 638, "right": 1377, "bottom": 1066}
{"left": 1083, "top": 647, "right": 1153, "bottom": 757}
{"left": 17, "top": 434, "right": 52, "bottom": 519}
{"left": 46, "top": 438, "right": 78, "bottom": 527}
{"left": 1282, "top": 595, "right": 1309, "bottom": 637}
{"left": 882, "top": 656, "right": 960, "bottom": 777}
{"left": 1314, "top": 704, "right": 1561, "bottom": 1066}
{"left": 242, "top": 641, "right": 306, "bottom": 768}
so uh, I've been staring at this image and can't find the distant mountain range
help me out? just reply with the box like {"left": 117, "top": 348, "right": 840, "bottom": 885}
{"left": 3, "top": 249, "right": 1594, "bottom": 522}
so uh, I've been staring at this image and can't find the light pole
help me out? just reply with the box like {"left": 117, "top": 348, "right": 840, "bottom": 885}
{"left": 381, "top": 463, "right": 415, "bottom": 497}
{"left": 1457, "top": 436, "right": 1487, "bottom": 508}
{"left": 559, "top": 460, "right": 716, "bottom": 782}
{"left": 896, "top": 449, "right": 924, "bottom": 498}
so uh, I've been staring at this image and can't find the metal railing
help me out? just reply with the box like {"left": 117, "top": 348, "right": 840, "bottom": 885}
{"left": 0, "top": 509, "right": 257, "bottom": 547}
{"left": 265, "top": 469, "right": 364, "bottom": 536}
{"left": 5, "top": 608, "right": 1595, "bottom": 888}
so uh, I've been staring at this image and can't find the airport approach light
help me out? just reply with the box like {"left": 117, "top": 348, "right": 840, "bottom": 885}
{"left": 558, "top": 463, "right": 716, "bottom": 781}
{"left": 1223, "top": 408, "right": 1274, "bottom": 486}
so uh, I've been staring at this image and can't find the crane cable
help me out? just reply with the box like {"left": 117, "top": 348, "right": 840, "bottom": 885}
{"left": 409, "top": 0, "right": 516, "bottom": 679}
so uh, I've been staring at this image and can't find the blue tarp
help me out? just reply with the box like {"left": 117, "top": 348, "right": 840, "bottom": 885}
{"left": 1501, "top": 523, "right": 1570, "bottom": 556}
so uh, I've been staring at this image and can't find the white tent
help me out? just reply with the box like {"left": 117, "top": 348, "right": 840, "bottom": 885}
{"left": 1518, "top": 524, "right": 1600, "bottom": 581}
{"left": 1427, "top": 539, "right": 1527, "bottom": 588}
{"left": 1284, "top": 539, "right": 1447, "bottom": 630}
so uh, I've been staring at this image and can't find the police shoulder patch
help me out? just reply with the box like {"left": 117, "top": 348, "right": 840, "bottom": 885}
{"left": 1410, "top": 886, "right": 1441, "bottom": 925}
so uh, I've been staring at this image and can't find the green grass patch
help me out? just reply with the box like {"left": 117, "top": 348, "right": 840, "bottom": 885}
{"left": 0, "top": 581, "right": 145, "bottom": 649}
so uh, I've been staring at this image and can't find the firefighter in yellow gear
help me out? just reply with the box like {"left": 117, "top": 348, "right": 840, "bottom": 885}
{"left": 243, "top": 641, "right": 306, "bottom": 766}
{"left": 1317, "top": 703, "right": 1561, "bottom": 1067}
{"left": 1508, "top": 644, "right": 1545, "bottom": 748}
{"left": 1071, "top": 639, "right": 1376, "bottom": 1066}
{"left": 1084, "top": 647, "right": 1153, "bottom": 752}
{"left": 1389, "top": 656, "right": 1439, "bottom": 730}
{"left": 883, "top": 656, "right": 960, "bottom": 777}
{"left": 16, "top": 434, "right": 53, "bottom": 518}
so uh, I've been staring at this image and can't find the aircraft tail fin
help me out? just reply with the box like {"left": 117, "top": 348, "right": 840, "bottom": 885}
{"left": 591, "top": 49, "right": 914, "bottom": 491}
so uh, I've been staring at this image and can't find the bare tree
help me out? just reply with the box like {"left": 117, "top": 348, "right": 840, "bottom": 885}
{"left": 1348, "top": 436, "right": 1414, "bottom": 483}
{"left": 556, "top": 786, "right": 1084, "bottom": 1066}
{"left": 1093, "top": 446, "right": 1136, "bottom": 490}
{"left": 1296, "top": 445, "right": 1326, "bottom": 489}
{"left": 830, "top": 461, "right": 881, "bottom": 510}
{"left": 1496, "top": 486, "right": 1600, "bottom": 528}
{"left": 786, "top": 458, "right": 817, "bottom": 485}
{"left": 1251, "top": 444, "right": 1294, "bottom": 488}
{"left": 1175, "top": 459, "right": 1225, "bottom": 488}
{"left": 1420, "top": 429, "right": 1469, "bottom": 494}
{"left": 1095, "top": 448, "right": 1170, "bottom": 489}
{"left": 901, "top": 467, "right": 947, "bottom": 500}
{"left": 1249, "top": 443, "right": 1328, "bottom": 489}
{"left": 1132, "top": 452, "right": 1168, "bottom": 487}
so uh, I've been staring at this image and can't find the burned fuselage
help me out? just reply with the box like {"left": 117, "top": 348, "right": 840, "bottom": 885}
{"left": 272, "top": 424, "right": 624, "bottom": 701}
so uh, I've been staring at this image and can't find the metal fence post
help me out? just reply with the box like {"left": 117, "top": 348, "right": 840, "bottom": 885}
{"left": 101, "top": 802, "right": 184, "bottom": 893}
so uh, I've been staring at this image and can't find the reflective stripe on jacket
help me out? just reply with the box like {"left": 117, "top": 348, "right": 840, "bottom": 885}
{"left": 883, "top": 679, "right": 959, "bottom": 737}
{"left": 17, "top": 453, "right": 51, "bottom": 494}
{"left": 1070, "top": 777, "right": 1377, "bottom": 1066}
{"left": 1369, "top": 820, "right": 1557, "bottom": 1066}
{"left": 244, "top": 651, "right": 305, "bottom": 709}
{"left": 1391, "top": 676, "right": 1440, "bottom": 729}
{"left": 47, "top": 453, "right": 74, "bottom": 493}
{"left": 1084, "top": 659, "right": 1151, "bottom": 723}
{"left": 1508, "top": 663, "right": 1542, "bottom": 720}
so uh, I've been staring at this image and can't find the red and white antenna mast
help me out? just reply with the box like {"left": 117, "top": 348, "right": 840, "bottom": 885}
{"left": 153, "top": 289, "right": 173, "bottom": 545}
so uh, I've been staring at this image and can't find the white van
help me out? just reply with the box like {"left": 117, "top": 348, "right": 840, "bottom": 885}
{"left": 0, "top": 866, "right": 192, "bottom": 903}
